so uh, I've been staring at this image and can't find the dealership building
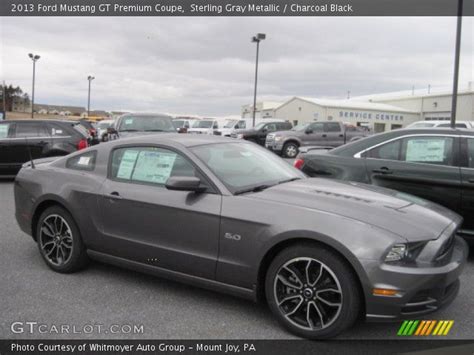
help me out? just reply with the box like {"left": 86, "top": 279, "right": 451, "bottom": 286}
{"left": 242, "top": 86, "right": 474, "bottom": 132}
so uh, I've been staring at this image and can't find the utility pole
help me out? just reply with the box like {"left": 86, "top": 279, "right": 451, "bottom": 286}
{"left": 451, "top": 0, "right": 463, "bottom": 128}
{"left": 28, "top": 53, "right": 40, "bottom": 118}
{"left": 87, "top": 75, "right": 95, "bottom": 117}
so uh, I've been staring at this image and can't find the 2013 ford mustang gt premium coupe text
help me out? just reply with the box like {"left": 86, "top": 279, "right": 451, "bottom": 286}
{"left": 14, "top": 134, "right": 468, "bottom": 339}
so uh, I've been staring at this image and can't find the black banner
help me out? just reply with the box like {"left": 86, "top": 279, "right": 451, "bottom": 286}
{"left": 0, "top": 0, "right": 473, "bottom": 17}
{"left": 1, "top": 340, "right": 474, "bottom": 355}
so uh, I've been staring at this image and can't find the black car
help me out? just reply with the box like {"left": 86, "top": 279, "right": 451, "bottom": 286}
{"left": 231, "top": 121, "right": 292, "bottom": 146}
{"left": 107, "top": 113, "right": 176, "bottom": 140}
{"left": 294, "top": 128, "right": 474, "bottom": 239}
{"left": 0, "top": 119, "right": 89, "bottom": 177}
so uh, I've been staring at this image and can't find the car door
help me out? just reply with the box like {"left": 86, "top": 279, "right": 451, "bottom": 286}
{"left": 97, "top": 145, "right": 222, "bottom": 279}
{"left": 363, "top": 134, "right": 462, "bottom": 214}
{"left": 324, "top": 122, "right": 344, "bottom": 147}
{"left": 10, "top": 121, "right": 52, "bottom": 167}
{"left": 459, "top": 137, "right": 474, "bottom": 231}
{"left": 301, "top": 122, "right": 326, "bottom": 146}
{"left": 0, "top": 122, "right": 17, "bottom": 175}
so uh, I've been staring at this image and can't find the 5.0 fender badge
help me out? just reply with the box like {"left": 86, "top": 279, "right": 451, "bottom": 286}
{"left": 224, "top": 233, "right": 241, "bottom": 241}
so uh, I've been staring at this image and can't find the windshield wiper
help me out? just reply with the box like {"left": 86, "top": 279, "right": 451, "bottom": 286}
{"left": 277, "top": 177, "right": 302, "bottom": 185}
{"left": 234, "top": 184, "right": 273, "bottom": 195}
{"left": 145, "top": 129, "right": 166, "bottom": 132}
{"left": 119, "top": 129, "right": 138, "bottom": 132}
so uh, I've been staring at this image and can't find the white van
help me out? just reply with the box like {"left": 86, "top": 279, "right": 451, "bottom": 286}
{"left": 187, "top": 119, "right": 221, "bottom": 135}
{"left": 217, "top": 118, "right": 286, "bottom": 137}
{"left": 406, "top": 120, "right": 474, "bottom": 129}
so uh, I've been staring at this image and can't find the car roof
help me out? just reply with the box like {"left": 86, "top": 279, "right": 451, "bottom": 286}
{"left": 1, "top": 119, "right": 77, "bottom": 124}
{"left": 120, "top": 112, "right": 173, "bottom": 118}
{"left": 109, "top": 133, "right": 242, "bottom": 148}
{"left": 411, "top": 120, "right": 471, "bottom": 124}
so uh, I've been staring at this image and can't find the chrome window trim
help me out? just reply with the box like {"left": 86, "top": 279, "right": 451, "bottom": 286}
{"left": 353, "top": 133, "right": 464, "bottom": 159}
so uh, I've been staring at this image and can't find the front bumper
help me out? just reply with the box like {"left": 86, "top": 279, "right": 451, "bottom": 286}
{"left": 363, "top": 235, "right": 468, "bottom": 321}
{"left": 265, "top": 140, "right": 284, "bottom": 153}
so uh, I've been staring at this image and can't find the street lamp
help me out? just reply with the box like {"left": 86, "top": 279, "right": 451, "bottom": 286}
{"left": 28, "top": 53, "right": 40, "bottom": 118}
{"left": 87, "top": 75, "right": 95, "bottom": 117}
{"left": 251, "top": 33, "right": 266, "bottom": 127}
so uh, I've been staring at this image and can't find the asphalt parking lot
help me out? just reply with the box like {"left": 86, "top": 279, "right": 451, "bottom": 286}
{"left": 1, "top": 180, "right": 473, "bottom": 340}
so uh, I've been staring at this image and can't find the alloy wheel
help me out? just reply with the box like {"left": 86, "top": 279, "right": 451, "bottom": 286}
{"left": 285, "top": 145, "right": 298, "bottom": 158}
{"left": 273, "top": 257, "right": 343, "bottom": 331}
{"left": 39, "top": 214, "right": 73, "bottom": 266}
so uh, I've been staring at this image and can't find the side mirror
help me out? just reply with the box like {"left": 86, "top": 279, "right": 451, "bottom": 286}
{"left": 165, "top": 176, "right": 205, "bottom": 192}
{"left": 305, "top": 128, "right": 313, "bottom": 134}
{"left": 107, "top": 127, "right": 118, "bottom": 135}
{"left": 262, "top": 128, "right": 268, "bottom": 133}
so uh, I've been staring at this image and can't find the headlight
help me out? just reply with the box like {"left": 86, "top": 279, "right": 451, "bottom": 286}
{"left": 236, "top": 134, "right": 244, "bottom": 139}
{"left": 274, "top": 136, "right": 282, "bottom": 142}
{"left": 384, "top": 242, "right": 426, "bottom": 263}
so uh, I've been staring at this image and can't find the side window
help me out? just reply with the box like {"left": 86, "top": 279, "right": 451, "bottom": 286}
{"left": 402, "top": 136, "right": 454, "bottom": 166}
{"left": 111, "top": 147, "right": 197, "bottom": 185}
{"left": 48, "top": 124, "right": 70, "bottom": 137}
{"left": 15, "top": 122, "right": 48, "bottom": 138}
{"left": 366, "top": 140, "right": 401, "bottom": 160}
{"left": 309, "top": 122, "right": 324, "bottom": 132}
{"left": 467, "top": 139, "right": 474, "bottom": 168}
{"left": 265, "top": 123, "right": 277, "bottom": 132}
{"left": 325, "top": 122, "right": 341, "bottom": 132}
{"left": 237, "top": 120, "right": 246, "bottom": 129}
{"left": 0, "top": 123, "right": 11, "bottom": 138}
{"left": 66, "top": 151, "right": 97, "bottom": 171}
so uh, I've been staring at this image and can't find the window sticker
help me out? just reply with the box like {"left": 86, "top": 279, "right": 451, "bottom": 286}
{"left": 77, "top": 156, "right": 91, "bottom": 166}
{"left": 0, "top": 124, "right": 9, "bottom": 138}
{"left": 117, "top": 150, "right": 139, "bottom": 179}
{"left": 132, "top": 150, "right": 177, "bottom": 184}
{"left": 406, "top": 139, "right": 446, "bottom": 162}
{"left": 124, "top": 118, "right": 133, "bottom": 125}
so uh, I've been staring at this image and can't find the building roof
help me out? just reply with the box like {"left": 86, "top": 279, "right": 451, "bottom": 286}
{"left": 353, "top": 87, "right": 474, "bottom": 102}
{"left": 36, "top": 104, "right": 86, "bottom": 114}
{"left": 291, "top": 97, "right": 418, "bottom": 113}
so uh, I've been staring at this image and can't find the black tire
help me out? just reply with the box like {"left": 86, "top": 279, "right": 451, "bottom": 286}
{"left": 36, "top": 206, "right": 89, "bottom": 273}
{"left": 282, "top": 142, "right": 299, "bottom": 158}
{"left": 265, "top": 243, "right": 361, "bottom": 339}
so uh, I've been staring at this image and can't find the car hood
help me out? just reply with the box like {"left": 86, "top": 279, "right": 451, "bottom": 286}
{"left": 248, "top": 178, "right": 461, "bottom": 242}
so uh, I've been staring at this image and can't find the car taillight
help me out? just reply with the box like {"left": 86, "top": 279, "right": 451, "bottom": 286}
{"left": 77, "top": 139, "right": 88, "bottom": 150}
{"left": 294, "top": 158, "right": 304, "bottom": 170}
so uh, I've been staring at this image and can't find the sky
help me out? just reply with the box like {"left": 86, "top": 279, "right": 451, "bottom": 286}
{"left": 0, "top": 17, "right": 472, "bottom": 117}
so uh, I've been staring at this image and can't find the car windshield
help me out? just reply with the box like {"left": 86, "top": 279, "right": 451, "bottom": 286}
{"left": 98, "top": 121, "right": 112, "bottom": 129}
{"left": 224, "top": 119, "right": 238, "bottom": 128}
{"left": 192, "top": 120, "right": 214, "bottom": 128}
{"left": 292, "top": 123, "right": 310, "bottom": 131}
{"left": 191, "top": 142, "right": 305, "bottom": 194}
{"left": 408, "top": 122, "right": 436, "bottom": 128}
{"left": 172, "top": 120, "right": 184, "bottom": 128}
{"left": 117, "top": 115, "right": 175, "bottom": 132}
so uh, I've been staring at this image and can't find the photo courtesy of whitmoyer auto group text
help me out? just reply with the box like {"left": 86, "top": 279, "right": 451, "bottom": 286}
{"left": 0, "top": 0, "right": 473, "bottom": 354}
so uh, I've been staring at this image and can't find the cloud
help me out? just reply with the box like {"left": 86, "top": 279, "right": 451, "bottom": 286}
{"left": 1, "top": 16, "right": 472, "bottom": 116}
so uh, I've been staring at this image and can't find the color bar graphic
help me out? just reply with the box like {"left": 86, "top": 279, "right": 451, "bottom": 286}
{"left": 397, "top": 320, "right": 454, "bottom": 336}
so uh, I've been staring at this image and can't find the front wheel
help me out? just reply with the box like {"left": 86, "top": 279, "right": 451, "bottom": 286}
{"left": 282, "top": 142, "right": 299, "bottom": 158}
{"left": 265, "top": 243, "right": 361, "bottom": 339}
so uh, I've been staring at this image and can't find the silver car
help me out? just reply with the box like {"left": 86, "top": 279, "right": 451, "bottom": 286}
{"left": 14, "top": 134, "right": 468, "bottom": 339}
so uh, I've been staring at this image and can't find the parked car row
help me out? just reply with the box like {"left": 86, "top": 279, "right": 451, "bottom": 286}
{"left": 294, "top": 127, "right": 474, "bottom": 241}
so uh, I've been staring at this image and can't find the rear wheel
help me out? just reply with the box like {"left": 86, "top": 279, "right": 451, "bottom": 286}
{"left": 282, "top": 142, "right": 299, "bottom": 158}
{"left": 36, "top": 206, "right": 89, "bottom": 273}
{"left": 265, "top": 243, "right": 361, "bottom": 339}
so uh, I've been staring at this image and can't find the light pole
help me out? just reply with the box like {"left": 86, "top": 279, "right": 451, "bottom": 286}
{"left": 450, "top": 0, "right": 463, "bottom": 128}
{"left": 87, "top": 75, "right": 95, "bottom": 117}
{"left": 28, "top": 53, "right": 40, "bottom": 118}
{"left": 251, "top": 33, "right": 266, "bottom": 127}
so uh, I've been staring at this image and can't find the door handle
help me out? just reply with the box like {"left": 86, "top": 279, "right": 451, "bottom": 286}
{"left": 322, "top": 134, "right": 327, "bottom": 138}
{"left": 372, "top": 167, "right": 393, "bottom": 175}
{"left": 339, "top": 134, "right": 344, "bottom": 137}
{"left": 468, "top": 179, "right": 474, "bottom": 183}
{"left": 106, "top": 191, "right": 122, "bottom": 200}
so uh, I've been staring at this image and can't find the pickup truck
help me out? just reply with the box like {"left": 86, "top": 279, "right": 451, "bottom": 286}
{"left": 265, "top": 121, "right": 369, "bottom": 158}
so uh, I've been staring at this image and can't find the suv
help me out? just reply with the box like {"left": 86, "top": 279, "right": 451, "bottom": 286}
{"left": 266, "top": 121, "right": 369, "bottom": 158}
{"left": 108, "top": 113, "right": 176, "bottom": 140}
{"left": 231, "top": 121, "right": 293, "bottom": 146}
{"left": 0, "top": 119, "right": 89, "bottom": 177}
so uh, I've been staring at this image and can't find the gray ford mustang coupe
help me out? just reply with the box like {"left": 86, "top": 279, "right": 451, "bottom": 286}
{"left": 14, "top": 134, "right": 468, "bottom": 339}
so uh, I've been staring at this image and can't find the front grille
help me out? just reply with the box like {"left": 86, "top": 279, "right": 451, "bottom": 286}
{"left": 230, "top": 133, "right": 237, "bottom": 138}
{"left": 213, "top": 131, "right": 222, "bottom": 136}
